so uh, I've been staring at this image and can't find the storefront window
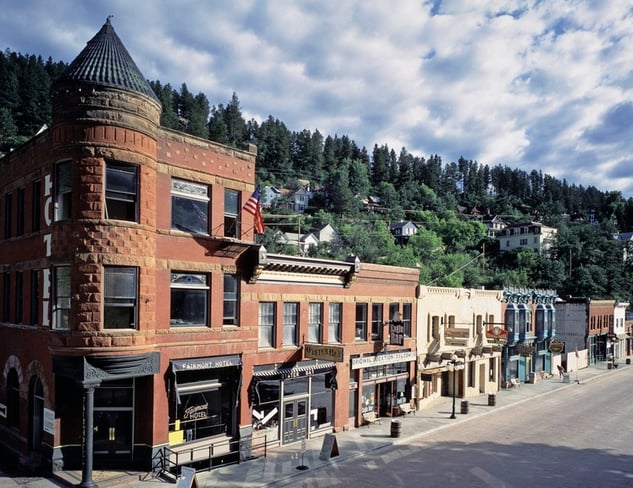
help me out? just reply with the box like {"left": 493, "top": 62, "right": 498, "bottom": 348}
{"left": 361, "top": 384, "right": 376, "bottom": 413}
{"left": 171, "top": 366, "right": 237, "bottom": 442}
{"left": 310, "top": 373, "right": 332, "bottom": 430}
{"left": 251, "top": 379, "right": 280, "bottom": 434}
{"left": 395, "top": 378, "right": 407, "bottom": 405}
{"left": 284, "top": 376, "right": 309, "bottom": 396}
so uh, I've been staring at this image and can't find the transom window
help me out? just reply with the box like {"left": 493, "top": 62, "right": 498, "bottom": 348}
{"left": 171, "top": 179, "right": 209, "bottom": 234}
{"left": 170, "top": 272, "right": 209, "bottom": 327}
{"left": 105, "top": 163, "right": 138, "bottom": 222}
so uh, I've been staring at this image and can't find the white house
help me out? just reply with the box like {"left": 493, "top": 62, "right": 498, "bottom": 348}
{"left": 498, "top": 222, "right": 557, "bottom": 255}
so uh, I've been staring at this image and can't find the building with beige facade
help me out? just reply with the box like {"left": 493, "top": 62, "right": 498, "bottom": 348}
{"left": 416, "top": 286, "right": 503, "bottom": 411}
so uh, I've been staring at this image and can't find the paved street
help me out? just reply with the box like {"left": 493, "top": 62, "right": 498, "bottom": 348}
{"left": 268, "top": 364, "right": 633, "bottom": 488}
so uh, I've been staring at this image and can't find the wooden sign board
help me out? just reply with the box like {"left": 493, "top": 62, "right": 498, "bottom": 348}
{"left": 318, "top": 433, "right": 339, "bottom": 461}
{"left": 177, "top": 467, "right": 198, "bottom": 488}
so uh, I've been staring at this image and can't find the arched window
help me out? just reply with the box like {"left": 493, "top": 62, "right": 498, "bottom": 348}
{"left": 7, "top": 369, "right": 20, "bottom": 428}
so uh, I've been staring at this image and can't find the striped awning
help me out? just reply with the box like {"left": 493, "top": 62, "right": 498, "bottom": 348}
{"left": 253, "top": 360, "right": 336, "bottom": 379}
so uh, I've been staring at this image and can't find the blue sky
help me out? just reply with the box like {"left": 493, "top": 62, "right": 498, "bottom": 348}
{"left": 2, "top": 1, "right": 633, "bottom": 196}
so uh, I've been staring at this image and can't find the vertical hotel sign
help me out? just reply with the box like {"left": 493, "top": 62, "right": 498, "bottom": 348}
{"left": 42, "top": 174, "right": 53, "bottom": 327}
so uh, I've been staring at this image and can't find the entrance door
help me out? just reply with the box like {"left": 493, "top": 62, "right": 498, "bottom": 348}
{"left": 94, "top": 411, "right": 133, "bottom": 461}
{"left": 282, "top": 398, "right": 308, "bottom": 444}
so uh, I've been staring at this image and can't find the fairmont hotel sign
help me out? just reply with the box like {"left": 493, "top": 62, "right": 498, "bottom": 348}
{"left": 351, "top": 351, "right": 416, "bottom": 370}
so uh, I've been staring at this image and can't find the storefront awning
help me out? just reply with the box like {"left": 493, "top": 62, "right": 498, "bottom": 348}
{"left": 171, "top": 355, "right": 242, "bottom": 372}
{"left": 171, "top": 355, "right": 242, "bottom": 404}
{"left": 253, "top": 360, "right": 336, "bottom": 379}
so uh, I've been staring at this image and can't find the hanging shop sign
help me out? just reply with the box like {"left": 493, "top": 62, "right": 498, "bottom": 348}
{"left": 304, "top": 344, "right": 344, "bottom": 362}
{"left": 549, "top": 341, "right": 565, "bottom": 353}
{"left": 485, "top": 326, "right": 508, "bottom": 343}
{"left": 351, "top": 351, "right": 416, "bottom": 370}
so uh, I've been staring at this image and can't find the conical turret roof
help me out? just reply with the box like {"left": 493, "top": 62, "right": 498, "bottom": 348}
{"left": 54, "top": 17, "right": 160, "bottom": 104}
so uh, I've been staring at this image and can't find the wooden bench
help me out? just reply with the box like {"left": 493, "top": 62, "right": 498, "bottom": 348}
{"left": 362, "top": 411, "right": 382, "bottom": 426}
{"left": 398, "top": 403, "right": 415, "bottom": 416}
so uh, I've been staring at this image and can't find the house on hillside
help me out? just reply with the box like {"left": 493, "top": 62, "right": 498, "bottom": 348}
{"left": 262, "top": 186, "right": 282, "bottom": 208}
{"left": 276, "top": 224, "right": 339, "bottom": 256}
{"left": 497, "top": 221, "right": 557, "bottom": 255}
{"left": 482, "top": 214, "right": 507, "bottom": 237}
{"left": 389, "top": 220, "right": 419, "bottom": 245}
{"left": 363, "top": 195, "right": 385, "bottom": 213}
{"left": 263, "top": 185, "right": 312, "bottom": 213}
{"left": 615, "top": 231, "right": 633, "bottom": 263}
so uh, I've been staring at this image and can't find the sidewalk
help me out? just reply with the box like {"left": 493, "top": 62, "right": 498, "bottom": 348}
{"left": 0, "top": 362, "right": 619, "bottom": 488}
{"left": 137, "top": 361, "right": 617, "bottom": 488}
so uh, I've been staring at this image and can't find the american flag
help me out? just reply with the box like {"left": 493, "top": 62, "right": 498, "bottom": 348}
{"left": 243, "top": 187, "right": 265, "bottom": 234}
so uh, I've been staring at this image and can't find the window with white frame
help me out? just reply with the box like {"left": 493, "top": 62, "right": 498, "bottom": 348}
{"left": 170, "top": 272, "right": 208, "bottom": 327}
{"left": 171, "top": 179, "right": 209, "bottom": 234}
{"left": 328, "top": 302, "right": 342, "bottom": 343}
{"left": 308, "top": 302, "right": 323, "bottom": 343}
{"left": 371, "top": 303, "right": 383, "bottom": 340}
{"left": 53, "top": 266, "right": 70, "bottom": 329}
{"left": 259, "top": 302, "right": 276, "bottom": 348}
{"left": 283, "top": 302, "right": 298, "bottom": 346}
{"left": 224, "top": 189, "right": 240, "bottom": 238}
{"left": 104, "top": 267, "right": 137, "bottom": 329}
{"left": 105, "top": 163, "right": 138, "bottom": 222}
{"left": 355, "top": 303, "right": 368, "bottom": 341}
{"left": 223, "top": 274, "right": 238, "bottom": 325}
{"left": 402, "top": 303, "right": 412, "bottom": 337}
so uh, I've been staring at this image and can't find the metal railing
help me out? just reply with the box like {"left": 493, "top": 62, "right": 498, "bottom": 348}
{"left": 152, "top": 434, "right": 274, "bottom": 476}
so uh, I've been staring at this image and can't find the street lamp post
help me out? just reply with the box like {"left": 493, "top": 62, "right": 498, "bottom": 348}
{"left": 449, "top": 354, "right": 462, "bottom": 419}
{"left": 611, "top": 337, "right": 617, "bottom": 369}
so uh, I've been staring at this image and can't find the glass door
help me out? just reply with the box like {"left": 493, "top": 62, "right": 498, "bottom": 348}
{"left": 282, "top": 398, "right": 308, "bottom": 444}
{"left": 94, "top": 411, "right": 133, "bottom": 457}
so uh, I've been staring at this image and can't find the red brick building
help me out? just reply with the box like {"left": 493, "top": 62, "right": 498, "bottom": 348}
{"left": 0, "top": 19, "right": 419, "bottom": 481}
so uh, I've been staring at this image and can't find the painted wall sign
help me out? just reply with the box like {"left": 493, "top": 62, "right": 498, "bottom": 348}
{"left": 351, "top": 351, "right": 416, "bottom": 370}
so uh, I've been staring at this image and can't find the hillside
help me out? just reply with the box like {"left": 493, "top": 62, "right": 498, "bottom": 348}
{"left": 2, "top": 49, "right": 633, "bottom": 301}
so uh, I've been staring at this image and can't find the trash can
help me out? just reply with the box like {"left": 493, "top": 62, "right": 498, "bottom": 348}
{"left": 608, "top": 362, "right": 613, "bottom": 370}
{"left": 390, "top": 419, "right": 401, "bottom": 438}
{"left": 460, "top": 400, "right": 469, "bottom": 414}
{"left": 627, "top": 358, "right": 631, "bottom": 365}
{"left": 562, "top": 373, "right": 570, "bottom": 383}
{"left": 488, "top": 394, "right": 496, "bottom": 406}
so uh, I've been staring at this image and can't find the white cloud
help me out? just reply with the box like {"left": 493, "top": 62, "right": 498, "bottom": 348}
{"left": 2, "top": 0, "right": 633, "bottom": 195}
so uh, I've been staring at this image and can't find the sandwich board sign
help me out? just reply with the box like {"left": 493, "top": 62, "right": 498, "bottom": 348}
{"left": 318, "top": 433, "right": 339, "bottom": 461}
{"left": 176, "top": 467, "right": 198, "bottom": 488}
